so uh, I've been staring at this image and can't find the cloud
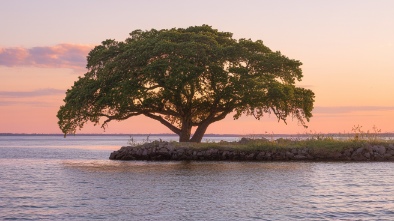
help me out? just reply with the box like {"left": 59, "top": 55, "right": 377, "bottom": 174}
{"left": 0, "top": 100, "right": 57, "bottom": 107}
{"left": 0, "top": 88, "right": 65, "bottom": 98}
{"left": 314, "top": 106, "right": 394, "bottom": 114}
{"left": 0, "top": 44, "right": 93, "bottom": 72}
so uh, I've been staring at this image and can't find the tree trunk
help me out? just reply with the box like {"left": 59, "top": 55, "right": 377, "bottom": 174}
{"left": 190, "top": 121, "right": 210, "bottom": 143}
{"left": 179, "top": 119, "right": 192, "bottom": 142}
{"left": 179, "top": 130, "right": 191, "bottom": 142}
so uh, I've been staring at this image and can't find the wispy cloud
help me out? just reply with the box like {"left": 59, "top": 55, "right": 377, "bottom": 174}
{"left": 314, "top": 106, "right": 394, "bottom": 114}
{"left": 0, "top": 100, "right": 57, "bottom": 107}
{"left": 0, "top": 88, "right": 65, "bottom": 98}
{"left": 0, "top": 44, "right": 93, "bottom": 72}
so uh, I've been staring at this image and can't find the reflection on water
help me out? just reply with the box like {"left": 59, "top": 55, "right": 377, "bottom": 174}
{"left": 2, "top": 159, "right": 390, "bottom": 220}
{"left": 62, "top": 160, "right": 310, "bottom": 173}
{"left": 1, "top": 136, "right": 394, "bottom": 220}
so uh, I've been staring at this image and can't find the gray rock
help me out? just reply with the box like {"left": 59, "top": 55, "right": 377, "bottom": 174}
{"left": 299, "top": 148, "right": 308, "bottom": 154}
{"left": 158, "top": 148, "right": 168, "bottom": 154}
{"left": 245, "top": 153, "right": 255, "bottom": 160}
{"left": 206, "top": 148, "right": 219, "bottom": 156}
{"left": 372, "top": 145, "right": 386, "bottom": 155}
{"left": 109, "top": 141, "right": 394, "bottom": 162}
{"left": 342, "top": 149, "right": 352, "bottom": 157}
{"left": 291, "top": 148, "right": 298, "bottom": 154}
{"left": 286, "top": 151, "right": 294, "bottom": 159}
{"left": 377, "top": 146, "right": 386, "bottom": 155}
{"left": 355, "top": 147, "right": 364, "bottom": 154}
{"left": 255, "top": 152, "right": 266, "bottom": 160}
{"left": 387, "top": 149, "right": 394, "bottom": 156}
{"left": 374, "top": 155, "right": 385, "bottom": 161}
{"left": 351, "top": 148, "right": 366, "bottom": 161}
{"left": 167, "top": 145, "right": 175, "bottom": 152}
{"left": 176, "top": 148, "right": 185, "bottom": 154}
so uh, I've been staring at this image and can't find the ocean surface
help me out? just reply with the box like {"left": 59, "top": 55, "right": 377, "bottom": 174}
{"left": 1, "top": 135, "right": 394, "bottom": 220}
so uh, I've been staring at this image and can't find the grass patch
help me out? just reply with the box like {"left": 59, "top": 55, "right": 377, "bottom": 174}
{"left": 170, "top": 137, "right": 394, "bottom": 153}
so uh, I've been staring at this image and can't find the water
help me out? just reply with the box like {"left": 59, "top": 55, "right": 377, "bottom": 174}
{"left": 1, "top": 135, "right": 394, "bottom": 220}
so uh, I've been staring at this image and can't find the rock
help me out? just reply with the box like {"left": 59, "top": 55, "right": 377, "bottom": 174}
{"left": 221, "top": 151, "right": 229, "bottom": 158}
{"left": 291, "top": 148, "right": 298, "bottom": 154}
{"left": 387, "top": 149, "right": 394, "bottom": 156}
{"left": 109, "top": 151, "right": 118, "bottom": 160}
{"left": 245, "top": 153, "right": 256, "bottom": 160}
{"left": 299, "top": 148, "right": 308, "bottom": 155}
{"left": 255, "top": 152, "right": 266, "bottom": 160}
{"left": 206, "top": 148, "right": 219, "bottom": 156}
{"left": 158, "top": 148, "right": 168, "bottom": 154}
{"left": 167, "top": 145, "right": 175, "bottom": 152}
{"left": 109, "top": 141, "right": 394, "bottom": 162}
{"left": 351, "top": 148, "right": 367, "bottom": 161}
{"left": 374, "top": 155, "right": 385, "bottom": 161}
{"left": 377, "top": 146, "right": 386, "bottom": 155}
{"left": 364, "top": 144, "right": 373, "bottom": 153}
{"left": 343, "top": 148, "right": 353, "bottom": 157}
{"left": 372, "top": 145, "right": 386, "bottom": 155}
{"left": 356, "top": 147, "right": 364, "bottom": 154}
{"left": 385, "top": 155, "right": 394, "bottom": 161}
{"left": 286, "top": 151, "right": 294, "bottom": 159}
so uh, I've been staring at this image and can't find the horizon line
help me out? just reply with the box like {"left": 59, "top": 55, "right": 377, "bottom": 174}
{"left": 1, "top": 132, "right": 394, "bottom": 137}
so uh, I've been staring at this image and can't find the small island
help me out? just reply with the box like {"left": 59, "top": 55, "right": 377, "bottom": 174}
{"left": 110, "top": 137, "right": 394, "bottom": 161}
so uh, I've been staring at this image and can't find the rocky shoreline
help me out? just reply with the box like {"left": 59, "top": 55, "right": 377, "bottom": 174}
{"left": 109, "top": 139, "right": 394, "bottom": 161}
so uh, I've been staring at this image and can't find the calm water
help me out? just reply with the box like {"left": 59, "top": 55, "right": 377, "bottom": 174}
{"left": 1, "top": 135, "right": 394, "bottom": 220}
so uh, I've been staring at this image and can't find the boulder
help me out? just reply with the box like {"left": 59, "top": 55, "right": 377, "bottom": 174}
{"left": 377, "top": 146, "right": 386, "bottom": 155}
{"left": 351, "top": 147, "right": 367, "bottom": 161}
{"left": 372, "top": 145, "right": 386, "bottom": 155}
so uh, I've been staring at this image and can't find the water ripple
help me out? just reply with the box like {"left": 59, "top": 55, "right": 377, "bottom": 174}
{"left": 1, "top": 152, "right": 394, "bottom": 220}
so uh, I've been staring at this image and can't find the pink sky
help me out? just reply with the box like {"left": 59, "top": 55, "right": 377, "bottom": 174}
{"left": 1, "top": 0, "right": 393, "bottom": 135}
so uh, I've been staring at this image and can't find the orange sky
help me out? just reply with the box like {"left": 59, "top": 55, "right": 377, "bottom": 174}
{"left": 1, "top": 0, "right": 393, "bottom": 135}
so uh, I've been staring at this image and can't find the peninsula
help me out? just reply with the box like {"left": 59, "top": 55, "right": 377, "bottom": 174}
{"left": 109, "top": 138, "right": 394, "bottom": 161}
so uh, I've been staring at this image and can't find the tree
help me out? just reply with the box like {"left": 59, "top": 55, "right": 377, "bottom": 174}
{"left": 57, "top": 25, "right": 315, "bottom": 142}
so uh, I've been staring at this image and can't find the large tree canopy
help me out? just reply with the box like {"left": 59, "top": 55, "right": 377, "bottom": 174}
{"left": 57, "top": 25, "right": 315, "bottom": 142}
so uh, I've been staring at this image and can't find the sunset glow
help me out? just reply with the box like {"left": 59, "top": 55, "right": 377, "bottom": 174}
{"left": 1, "top": 0, "right": 393, "bottom": 135}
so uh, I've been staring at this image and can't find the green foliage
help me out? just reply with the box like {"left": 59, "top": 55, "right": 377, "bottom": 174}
{"left": 57, "top": 25, "right": 315, "bottom": 142}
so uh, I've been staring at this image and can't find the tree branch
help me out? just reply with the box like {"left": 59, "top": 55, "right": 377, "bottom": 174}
{"left": 211, "top": 110, "right": 231, "bottom": 123}
{"left": 143, "top": 112, "right": 181, "bottom": 135}
{"left": 99, "top": 112, "right": 142, "bottom": 128}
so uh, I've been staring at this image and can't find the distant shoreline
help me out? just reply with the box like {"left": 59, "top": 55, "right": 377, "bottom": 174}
{"left": 1, "top": 133, "right": 394, "bottom": 138}
{"left": 0, "top": 133, "right": 240, "bottom": 137}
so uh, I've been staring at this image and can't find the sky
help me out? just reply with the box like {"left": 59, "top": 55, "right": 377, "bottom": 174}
{"left": 0, "top": 0, "right": 393, "bottom": 135}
